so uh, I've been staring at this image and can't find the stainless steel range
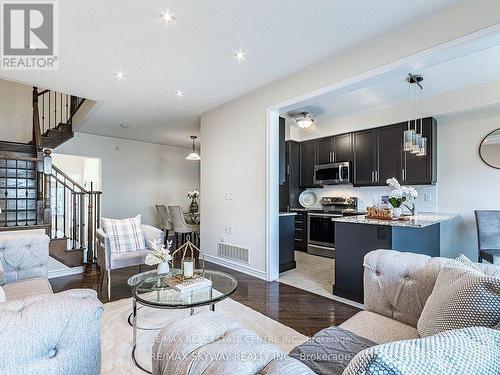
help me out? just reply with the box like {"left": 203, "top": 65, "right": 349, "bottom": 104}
{"left": 307, "top": 197, "right": 358, "bottom": 258}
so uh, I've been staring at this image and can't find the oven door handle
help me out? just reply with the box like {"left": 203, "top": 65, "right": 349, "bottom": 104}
{"left": 308, "top": 213, "right": 342, "bottom": 217}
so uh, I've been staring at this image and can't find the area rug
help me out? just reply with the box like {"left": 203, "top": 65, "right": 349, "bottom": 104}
{"left": 101, "top": 297, "right": 308, "bottom": 374}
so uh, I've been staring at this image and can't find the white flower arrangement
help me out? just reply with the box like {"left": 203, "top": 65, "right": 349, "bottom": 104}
{"left": 187, "top": 189, "right": 200, "bottom": 199}
{"left": 386, "top": 178, "right": 418, "bottom": 208}
{"left": 145, "top": 239, "right": 173, "bottom": 266}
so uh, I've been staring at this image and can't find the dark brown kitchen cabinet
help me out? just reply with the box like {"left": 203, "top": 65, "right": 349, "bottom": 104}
{"left": 316, "top": 137, "right": 333, "bottom": 165}
{"left": 300, "top": 140, "right": 317, "bottom": 188}
{"left": 333, "top": 133, "right": 352, "bottom": 162}
{"left": 402, "top": 117, "right": 437, "bottom": 185}
{"left": 376, "top": 124, "right": 403, "bottom": 184}
{"left": 315, "top": 134, "right": 352, "bottom": 165}
{"left": 353, "top": 129, "right": 376, "bottom": 185}
{"left": 280, "top": 141, "right": 302, "bottom": 211}
{"left": 279, "top": 117, "right": 286, "bottom": 184}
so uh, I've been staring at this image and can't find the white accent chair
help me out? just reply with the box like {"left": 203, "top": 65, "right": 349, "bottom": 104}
{"left": 96, "top": 224, "right": 165, "bottom": 300}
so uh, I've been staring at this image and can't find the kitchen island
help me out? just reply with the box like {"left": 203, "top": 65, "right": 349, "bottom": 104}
{"left": 332, "top": 213, "right": 458, "bottom": 303}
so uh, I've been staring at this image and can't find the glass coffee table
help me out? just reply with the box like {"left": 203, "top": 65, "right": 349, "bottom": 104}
{"left": 129, "top": 269, "right": 238, "bottom": 373}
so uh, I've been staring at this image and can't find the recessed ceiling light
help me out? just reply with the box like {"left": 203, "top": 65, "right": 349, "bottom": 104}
{"left": 234, "top": 49, "right": 246, "bottom": 62}
{"left": 115, "top": 71, "right": 125, "bottom": 80}
{"left": 176, "top": 90, "right": 185, "bottom": 97}
{"left": 161, "top": 10, "right": 175, "bottom": 23}
{"left": 120, "top": 123, "right": 130, "bottom": 128}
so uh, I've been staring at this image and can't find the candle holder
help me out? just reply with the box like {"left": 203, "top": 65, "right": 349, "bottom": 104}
{"left": 170, "top": 235, "right": 205, "bottom": 281}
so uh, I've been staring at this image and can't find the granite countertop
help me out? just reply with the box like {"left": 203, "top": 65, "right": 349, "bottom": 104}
{"left": 332, "top": 213, "right": 458, "bottom": 228}
{"left": 279, "top": 212, "right": 298, "bottom": 217}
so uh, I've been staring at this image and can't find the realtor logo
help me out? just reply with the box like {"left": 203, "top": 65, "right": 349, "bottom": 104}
{"left": 1, "top": 1, "right": 59, "bottom": 70}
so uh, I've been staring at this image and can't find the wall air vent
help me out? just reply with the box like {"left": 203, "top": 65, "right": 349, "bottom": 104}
{"left": 217, "top": 242, "right": 249, "bottom": 264}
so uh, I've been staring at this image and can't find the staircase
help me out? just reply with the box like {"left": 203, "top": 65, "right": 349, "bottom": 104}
{"left": 32, "top": 87, "right": 86, "bottom": 149}
{"left": 0, "top": 86, "right": 101, "bottom": 266}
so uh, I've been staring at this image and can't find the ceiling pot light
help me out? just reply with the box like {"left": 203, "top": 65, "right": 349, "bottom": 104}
{"left": 120, "top": 123, "right": 130, "bottom": 128}
{"left": 161, "top": 10, "right": 175, "bottom": 23}
{"left": 115, "top": 71, "right": 125, "bottom": 80}
{"left": 176, "top": 90, "right": 185, "bottom": 97}
{"left": 186, "top": 136, "right": 201, "bottom": 161}
{"left": 234, "top": 49, "right": 246, "bottom": 62}
{"left": 295, "top": 112, "right": 314, "bottom": 129}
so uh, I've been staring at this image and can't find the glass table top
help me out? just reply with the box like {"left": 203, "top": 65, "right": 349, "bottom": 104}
{"left": 132, "top": 269, "right": 238, "bottom": 308}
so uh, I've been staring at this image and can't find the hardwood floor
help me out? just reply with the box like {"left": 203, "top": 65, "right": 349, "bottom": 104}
{"left": 49, "top": 262, "right": 360, "bottom": 337}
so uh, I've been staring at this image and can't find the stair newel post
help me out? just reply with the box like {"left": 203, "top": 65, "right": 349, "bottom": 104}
{"left": 79, "top": 192, "right": 86, "bottom": 260}
{"left": 86, "top": 182, "right": 96, "bottom": 264}
{"left": 72, "top": 190, "right": 77, "bottom": 250}
{"left": 42, "top": 150, "right": 52, "bottom": 236}
{"left": 32, "top": 87, "right": 43, "bottom": 151}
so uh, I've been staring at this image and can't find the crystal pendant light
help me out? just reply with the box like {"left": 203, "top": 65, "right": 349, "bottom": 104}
{"left": 403, "top": 79, "right": 415, "bottom": 151}
{"left": 405, "top": 74, "right": 426, "bottom": 156}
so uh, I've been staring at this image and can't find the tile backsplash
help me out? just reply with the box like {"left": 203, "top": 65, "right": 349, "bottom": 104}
{"left": 305, "top": 184, "right": 438, "bottom": 213}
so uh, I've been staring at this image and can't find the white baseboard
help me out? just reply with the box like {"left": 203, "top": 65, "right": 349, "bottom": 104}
{"left": 204, "top": 254, "right": 267, "bottom": 281}
{"left": 48, "top": 266, "right": 84, "bottom": 279}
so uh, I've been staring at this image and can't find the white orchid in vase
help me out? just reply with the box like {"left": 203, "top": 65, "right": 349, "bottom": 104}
{"left": 386, "top": 178, "right": 418, "bottom": 217}
{"left": 145, "top": 239, "right": 173, "bottom": 275}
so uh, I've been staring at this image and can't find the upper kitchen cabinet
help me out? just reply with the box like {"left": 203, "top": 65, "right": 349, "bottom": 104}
{"left": 333, "top": 133, "right": 352, "bottom": 162}
{"left": 316, "top": 137, "right": 334, "bottom": 165}
{"left": 376, "top": 124, "right": 403, "bottom": 184}
{"left": 279, "top": 117, "right": 286, "bottom": 184}
{"left": 315, "top": 133, "right": 352, "bottom": 165}
{"left": 280, "top": 140, "right": 302, "bottom": 210}
{"left": 300, "top": 140, "right": 317, "bottom": 188}
{"left": 353, "top": 129, "right": 376, "bottom": 185}
{"left": 402, "top": 117, "right": 437, "bottom": 185}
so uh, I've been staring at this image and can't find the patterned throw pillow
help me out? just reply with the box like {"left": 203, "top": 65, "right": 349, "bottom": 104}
{"left": 101, "top": 215, "right": 146, "bottom": 253}
{"left": 343, "top": 327, "right": 500, "bottom": 375}
{"left": 417, "top": 255, "right": 500, "bottom": 337}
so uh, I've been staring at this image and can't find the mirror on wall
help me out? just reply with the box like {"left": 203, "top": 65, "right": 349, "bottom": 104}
{"left": 479, "top": 128, "right": 500, "bottom": 169}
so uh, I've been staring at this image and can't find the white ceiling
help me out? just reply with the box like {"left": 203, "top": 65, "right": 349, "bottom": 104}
{"left": 0, "top": 0, "right": 459, "bottom": 147}
{"left": 283, "top": 43, "right": 500, "bottom": 122}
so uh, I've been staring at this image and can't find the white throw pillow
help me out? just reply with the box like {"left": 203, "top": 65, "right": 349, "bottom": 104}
{"left": 101, "top": 214, "right": 146, "bottom": 253}
{"left": 0, "top": 285, "right": 5, "bottom": 303}
{"left": 417, "top": 255, "right": 500, "bottom": 337}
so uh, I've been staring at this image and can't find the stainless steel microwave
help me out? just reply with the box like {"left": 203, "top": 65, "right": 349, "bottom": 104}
{"left": 313, "top": 162, "right": 351, "bottom": 185}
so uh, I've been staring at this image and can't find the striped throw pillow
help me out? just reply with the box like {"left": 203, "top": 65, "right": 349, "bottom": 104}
{"left": 417, "top": 255, "right": 500, "bottom": 337}
{"left": 101, "top": 215, "right": 146, "bottom": 253}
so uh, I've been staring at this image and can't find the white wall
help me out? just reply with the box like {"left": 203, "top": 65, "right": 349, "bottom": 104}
{"left": 56, "top": 132, "right": 200, "bottom": 227}
{"left": 0, "top": 79, "right": 32, "bottom": 143}
{"left": 200, "top": 1, "right": 500, "bottom": 278}
{"left": 52, "top": 153, "right": 102, "bottom": 191}
{"left": 437, "top": 108, "right": 500, "bottom": 260}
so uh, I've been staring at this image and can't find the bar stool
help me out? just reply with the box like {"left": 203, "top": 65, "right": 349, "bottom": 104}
{"left": 474, "top": 210, "right": 500, "bottom": 264}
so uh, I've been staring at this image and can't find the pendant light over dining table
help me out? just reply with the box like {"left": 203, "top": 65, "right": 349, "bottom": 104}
{"left": 186, "top": 136, "right": 201, "bottom": 160}
{"left": 403, "top": 73, "right": 427, "bottom": 157}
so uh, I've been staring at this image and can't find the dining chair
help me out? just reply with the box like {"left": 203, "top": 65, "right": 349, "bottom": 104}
{"left": 155, "top": 204, "right": 174, "bottom": 244}
{"left": 474, "top": 210, "right": 500, "bottom": 264}
{"left": 168, "top": 206, "right": 200, "bottom": 247}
